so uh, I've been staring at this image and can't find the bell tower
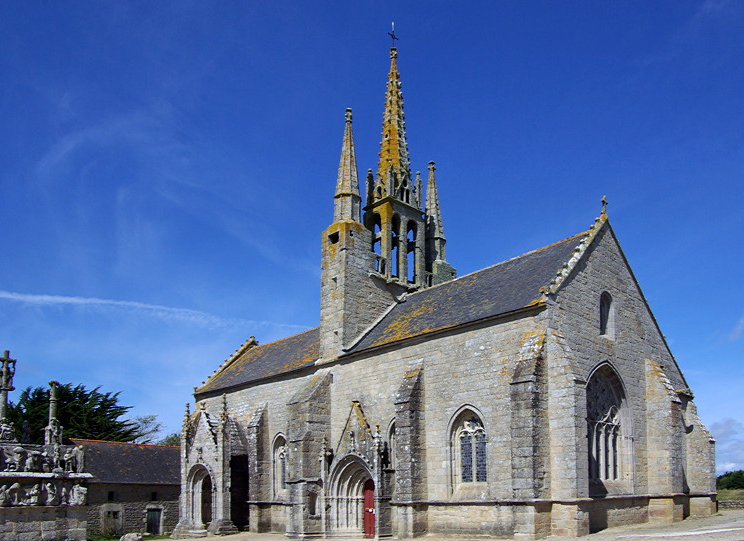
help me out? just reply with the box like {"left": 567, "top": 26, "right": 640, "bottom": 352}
{"left": 320, "top": 109, "right": 400, "bottom": 361}
{"left": 320, "top": 44, "right": 456, "bottom": 361}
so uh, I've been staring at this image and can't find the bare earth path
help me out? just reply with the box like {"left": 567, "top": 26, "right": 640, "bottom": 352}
{"left": 174, "top": 509, "right": 744, "bottom": 541}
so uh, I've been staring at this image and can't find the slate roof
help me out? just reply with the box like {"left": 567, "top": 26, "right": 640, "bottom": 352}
{"left": 70, "top": 439, "right": 179, "bottom": 485}
{"left": 350, "top": 232, "right": 585, "bottom": 351}
{"left": 198, "top": 327, "right": 320, "bottom": 394}
{"left": 196, "top": 231, "right": 586, "bottom": 395}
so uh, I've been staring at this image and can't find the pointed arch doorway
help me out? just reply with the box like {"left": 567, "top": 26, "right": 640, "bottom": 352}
{"left": 188, "top": 465, "right": 214, "bottom": 529}
{"left": 329, "top": 456, "right": 377, "bottom": 537}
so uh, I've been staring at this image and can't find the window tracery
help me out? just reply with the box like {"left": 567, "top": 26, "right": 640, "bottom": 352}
{"left": 586, "top": 366, "right": 623, "bottom": 482}
{"left": 451, "top": 411, "right": 487, "bottom": 487}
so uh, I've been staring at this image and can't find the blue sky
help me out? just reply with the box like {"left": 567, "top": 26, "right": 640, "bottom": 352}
{"left": 1, "top": 2, "right": 742, "bottom": 471}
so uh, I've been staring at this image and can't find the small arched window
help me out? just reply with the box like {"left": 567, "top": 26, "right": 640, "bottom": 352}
{"left": 451, "top": 410, "right": 487, "bottom": 487}
{"left": 385, "top": 421, "right": 396, "bottom": 470}
{"left": 272, "top": 434, "right": 287, "bottom": 498}
{"left": 599, "top": 292, "right": 614, "bottom": 338}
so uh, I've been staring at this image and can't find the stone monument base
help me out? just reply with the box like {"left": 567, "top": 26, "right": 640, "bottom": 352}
{"left": 0, "top": 505, "right": 86, "bottom": 541}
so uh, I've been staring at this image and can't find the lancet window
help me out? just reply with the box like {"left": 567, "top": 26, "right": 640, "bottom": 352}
{"left": 273, "top": 434, "right": 288, "bottom": 497}
{"left": 599, "top": 291, "right": 615, "bottom": 338}
{"left": 586, "top": 365, "right": 624, "bottom": 482}
{"left": 451, "top": 410, "right": 487, "bottom": 486}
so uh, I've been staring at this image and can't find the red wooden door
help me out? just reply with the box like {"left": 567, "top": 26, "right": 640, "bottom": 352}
{"left": 363, "top": 478, "right": 375, "bottom": 538}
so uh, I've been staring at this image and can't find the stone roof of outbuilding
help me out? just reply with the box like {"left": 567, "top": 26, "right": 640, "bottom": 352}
{"left": 69, "top": 439, "right": 179, "bottom": 485}
{"left": 196, "top": 230, "right": 588, "bottom": 396}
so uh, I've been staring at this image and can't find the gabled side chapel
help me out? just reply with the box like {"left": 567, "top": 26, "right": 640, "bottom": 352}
{"left": 174, "top": 46, "right": 716, "bottom": 539}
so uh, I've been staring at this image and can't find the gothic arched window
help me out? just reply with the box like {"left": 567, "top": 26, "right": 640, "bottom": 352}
{"left": 450, "top": 410, "right": 487, "bottom": 487}
{"left": 599, "top": 292, "right": 614, "bottom": 338}
{"left": 586, "top": 364, "right": 625, "bottom": 483}
{"left": 272, "top": 434, "right": 287, "bottom": 498}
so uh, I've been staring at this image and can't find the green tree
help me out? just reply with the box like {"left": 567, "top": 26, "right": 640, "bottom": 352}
{"left": 717, "top": 470, "right": 744, "bottom": 490}
{"left": 132, "top": 414, "right": 164, "bottom": 444}
{"left": 6, "top": 383, "right": 140, "bottom": 444}
{"left": 157, "top": 433, "right": 181, "bottom": 446}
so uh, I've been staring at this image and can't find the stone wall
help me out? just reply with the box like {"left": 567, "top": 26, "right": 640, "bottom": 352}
{"left": 180, "top": 222, "right": 715, "bottom": 538}
{"left": 86, "top": 483, "right": 180, "bottom": 536}
{"left": 0, "top": 505, "right": 86, "bottom": 541}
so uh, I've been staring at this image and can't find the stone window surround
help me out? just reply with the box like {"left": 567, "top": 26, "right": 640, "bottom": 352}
{"left": 272, "top": 433, "right": 288, "bottom": 500}
{"left": 586, "top": 361, "right": 634, "bottom": 496}
{"left": 448, "top": 405, "right": 488, "bottom": 493}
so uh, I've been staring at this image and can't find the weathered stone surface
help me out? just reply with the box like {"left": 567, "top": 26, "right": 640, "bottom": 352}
{"left": 175, "top": 46, "right": 715, "bottom": 540}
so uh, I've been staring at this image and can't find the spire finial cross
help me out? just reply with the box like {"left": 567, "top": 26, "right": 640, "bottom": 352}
{"left": 600, "top": 195, "right": 608, "bottom": 215}
{"left": 388, "top": 22, "right": 399, "bottom": 47}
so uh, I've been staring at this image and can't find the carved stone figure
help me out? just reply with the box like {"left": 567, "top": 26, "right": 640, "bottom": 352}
{"left": 8, "top": 482, "right": 23, "bottom": 505}
{"left": 25, "top": 450, "right": 42, "bottom": 472}
{"left": 0, "top": 418, "right": 16, "bottom": 443}
{"left": 69, "top": 484, "right": 87, "bottom": 506}
{"left": 63, "top": 447, "right": 77, "bottom": 472}
{"left": 59, "top": 484, "right": 68, "bottom": 505}
{"left": 73, "top": 445, "right": 84, "bottom": 473}
{"left": 25, "top": 483, "right": 40, "bottom": 505}
{"left": 5, "top": 446, "right": 26, "bottom": 472}
{"left": 44, "top": 481, "right": 58, "bottom": 506}
{"left": 0, "top": 484, "right": 9, "bottom": 506}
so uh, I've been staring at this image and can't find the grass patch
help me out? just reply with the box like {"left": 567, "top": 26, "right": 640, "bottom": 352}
{"left": 718, "top": 488, "right": 744, "bottom": 501}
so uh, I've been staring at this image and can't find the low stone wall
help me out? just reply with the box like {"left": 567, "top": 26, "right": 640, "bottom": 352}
{"left": 0, "top": 505, "right": 86, "bottom": 541}
{"left": 719, "top": 500, "right": 744, "bottom": 509}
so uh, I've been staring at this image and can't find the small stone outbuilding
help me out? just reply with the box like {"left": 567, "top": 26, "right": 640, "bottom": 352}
{"left": 71, "top": 439, "right": 179, "bottom": 537}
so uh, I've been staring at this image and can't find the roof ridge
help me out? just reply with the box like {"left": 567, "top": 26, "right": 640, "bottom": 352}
{"left": 401, "top": 230, "right": 587, "bottom": 300}
{"left": 70, "top": 438, "right": 179, "bottom": 448}
{"left": 544, "top": 213, "right": 608, "bottom": 295}
{"left": 198, "top": 326, "right": 318, "bottom": 388}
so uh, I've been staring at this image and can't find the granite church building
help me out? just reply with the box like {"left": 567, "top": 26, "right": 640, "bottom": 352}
{"left": 174, "top": 46, "right": 716, "bottom": 539}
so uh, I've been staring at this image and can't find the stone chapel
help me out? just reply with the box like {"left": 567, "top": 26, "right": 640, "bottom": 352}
{"left": 174, "top": 45, "right": 716, "bottom": 539}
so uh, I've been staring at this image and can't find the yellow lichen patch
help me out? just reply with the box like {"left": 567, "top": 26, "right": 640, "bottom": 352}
{"left": 404, "top": 365, "right": 422, "bottom": 379}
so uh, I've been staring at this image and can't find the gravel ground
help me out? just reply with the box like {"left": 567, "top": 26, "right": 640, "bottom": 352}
{"left": 173, "top": 509, "right": 744, "bottom": 541}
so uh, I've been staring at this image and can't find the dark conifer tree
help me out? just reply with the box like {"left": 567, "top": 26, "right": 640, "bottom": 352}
{"left": 6, "top": 384, "right": 139, "bottom": 444}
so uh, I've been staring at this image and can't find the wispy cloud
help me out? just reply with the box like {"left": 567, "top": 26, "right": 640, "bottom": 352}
{"left": 0, "top": 290, "right": 307, "bottom": 332}
{"left": 729, "top": 316, "right": 744, "bottom": 341}
{"left": 710, "top": 418, "right": 744, "bottom": 474}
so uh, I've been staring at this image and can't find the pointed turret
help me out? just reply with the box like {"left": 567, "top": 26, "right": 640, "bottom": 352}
{"left": 425, "top": 162, "right": 445, "bottom": 252}
{"left": 425, "top": 162, "right": 456, "bottom": 285}
{"left": 334, "top": 108, "right": 361, "bottom": 222}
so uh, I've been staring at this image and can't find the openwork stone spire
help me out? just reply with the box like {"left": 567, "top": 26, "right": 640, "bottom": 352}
{"left": 375, "top": 47, "right": 413, "bottom": 202}
{"left": 334, "top": 108, "right": 362, "bottom": 222}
